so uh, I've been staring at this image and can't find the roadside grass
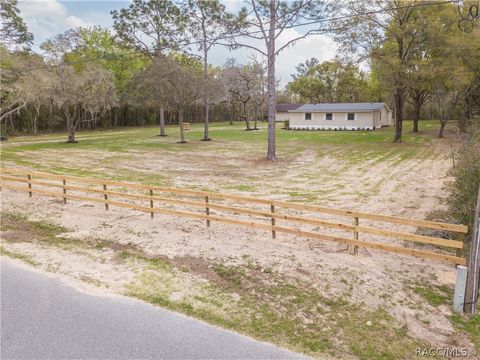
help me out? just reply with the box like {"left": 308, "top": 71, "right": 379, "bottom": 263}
{"left": 0, "top": 245, "right": 39, "bottom": 266}
{"left": 128, "top": 258, "right": 424, "bottom": 360}
{"left": 411, "top": 281, "right": 479, "bottom": 353}
{"left": 1, "top": 211, "right": 427, "bottom": 359}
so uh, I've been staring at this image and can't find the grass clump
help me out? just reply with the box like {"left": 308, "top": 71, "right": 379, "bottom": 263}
{"left": 128, "top": 260, "right": 423, "bottom": 359}
{"left": 0, "top": 245, "right": 39, "bottom": 266}
{"left": 412, "top": 283, "right": 452, "bottom": 308}
{"left": 449, "top": 313, "right": 480, "bottom": 352}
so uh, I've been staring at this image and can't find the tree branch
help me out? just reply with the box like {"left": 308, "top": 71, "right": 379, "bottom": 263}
{"left": 0, "top": 101, "right": 27, "bottom": 122}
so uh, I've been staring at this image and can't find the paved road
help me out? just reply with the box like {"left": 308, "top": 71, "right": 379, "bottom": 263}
{"left": 1, "top": 258, "right": 307, "bottom": 359}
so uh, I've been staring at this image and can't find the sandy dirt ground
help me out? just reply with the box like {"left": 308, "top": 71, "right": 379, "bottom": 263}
{"left": 1, "top": 130, "right": 475, "bottom": 356}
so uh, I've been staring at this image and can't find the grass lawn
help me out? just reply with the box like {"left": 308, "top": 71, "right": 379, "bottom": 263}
{"left": 2, "top": 119, "right": 478, "bottom": 359}
{"left": 1, "top": 120, "right": 441, "bottom": 179}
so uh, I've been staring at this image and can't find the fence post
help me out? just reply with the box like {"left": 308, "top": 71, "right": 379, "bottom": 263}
{"left": 454, "top": 265, "right": 468, "bottom": 312}
{"left": 353, "top": 217, "right": 359, "bottom": 255}
{"left": 464, "top": 184, "right": 480, "bottom": 314}
{"left": 205, "top": 196, "right": 210, "bottom": 227}
{"left": 27, "top": 174, "right": 32, "bottom": 198}
{"left": 62, "top": 179, "right": 67, "bottom": 204}
{"left": 149, "top": 189, "right": 154, "bottom": 218}
{"left": 103, "top": 184, "right": 108, "bottom": 210}
{"left": 350, "top": 217, "right": 359, "bottom": 255}
{"left": 271, "top": 204, "right": 276, "bottom": 239}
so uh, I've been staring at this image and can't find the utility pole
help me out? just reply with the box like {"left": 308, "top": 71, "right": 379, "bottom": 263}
{"left": 464, "top": 185, "right": 480, "bottom": 314}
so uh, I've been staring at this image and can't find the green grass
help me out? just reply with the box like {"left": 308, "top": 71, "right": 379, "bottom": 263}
{"left": 449, "top": 313, "right": 480, "bottom": 351}
{"left": 2, "top": 212, "right": 472, "bottom": 359}
{"left": 412, "top": 283, "right": 453, "bottom": 308}
{"left": 0, "top": 120, "right": 444, "bottom": 198}
{"left": 2, "top": 120, "right": 438, "bottom": 156}
{"left": 128, "top": 260, "right": 423, "bottom": 359}
{"left": 0, "top": 245, "right": 39, "bottom": 266}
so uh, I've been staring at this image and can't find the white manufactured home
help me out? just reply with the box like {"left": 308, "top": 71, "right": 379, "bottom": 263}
{"left": 276, "top": 103, "right": 393, "bottom": 131}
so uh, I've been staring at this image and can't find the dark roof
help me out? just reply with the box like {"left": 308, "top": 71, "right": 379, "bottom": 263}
{"left": 276, "top": 103, "right": 302, "bottom": 112}
{"left": 290, "top": 102, "right": 389, "bottom": 112}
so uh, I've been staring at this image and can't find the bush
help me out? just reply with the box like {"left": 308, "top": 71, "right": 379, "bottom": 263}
{"left": 449, "top": 127, "right": 480, "bottom": 249}
{"left": 283, "top": 119, "right": 289, "bottom": 129}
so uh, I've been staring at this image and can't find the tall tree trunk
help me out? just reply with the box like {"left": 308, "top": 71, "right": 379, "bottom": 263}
{"left": 33, "top": 113, "right": 37, "bottom": 135}
{"left": 178, "top": 110, "right": 186, "bottom": 143}
{"left": 412, "top": 97, "right": 421, "bottom": 133}
{"left": 66, "top": 112, "right": 76, "bottom": 143}
{"left": 230, "top": 103, "right": 234, "bottom": 125}
{"left": 159, "top": 106, "right": 166, "bottom": 136}
{"left": 438, "top": 118, "right": 447, "bottom": 138}
{"left": 393, "top": 87, "right": 404, "bottom": 142}
{"left": 203, "top": 49, "right": 211, "bottom": 141}
{"left": 266, "top": 0, "right": 276, "bottom": 160}
{"left": 243, "top": 103, "right": 251, "bottom": 130}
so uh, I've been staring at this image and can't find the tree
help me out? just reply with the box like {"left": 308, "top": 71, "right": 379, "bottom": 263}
{"left": 111, "top": 0, "right": 187, "bottom": 136}
{"left": 0, "top": 0, "right": 32, "bottom": 49}
{"left": 183, "top": 0, "right": 243, "bottom": 141}
{"left": 418, "top": 3, "right": 479, "bottom": 137}
{"left": 10, "top": 65, "right": 52, "bottom": 135}
{"left": 126, "top": 56, "right": 175, "bottom": 131}
{"left": 47, "top": 64, "right": 117, "bottom": 143}
{"left": 222, "top": 60, "right": 265, "bottom": 131}
{"left": 0, "top": 48, "right": 43, "bottom": 125}
{"left": 75, "top": 27, "right": 149, "bottom": 95}
{"left": 337, "top": 0, "right": 435, "bottom": 142}
{"left": 291, "top": 57, "right": 320, "bottom": 79}
{"left": 162, "top": 60, "right": 204, "bottom": 143}
{"left": 232, "top": 0, "right": 336, "bottom": 160}
{"left": 287, "top": 59, "right": 370, "bottom": 103}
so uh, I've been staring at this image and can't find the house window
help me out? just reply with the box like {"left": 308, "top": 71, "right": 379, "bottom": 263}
{"left": 305, "top": 113, "right": 312, "bottom": 120}
{"left": 326, "top": 113, "right": 333, "bottom": 120}
{"left": 347, "top": 113, "right": 355, "bottom": 121}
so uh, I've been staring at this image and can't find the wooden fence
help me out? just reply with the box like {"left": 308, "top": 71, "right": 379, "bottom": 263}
{"left": 0, "top": 167, "right": 468, "bottom": 265}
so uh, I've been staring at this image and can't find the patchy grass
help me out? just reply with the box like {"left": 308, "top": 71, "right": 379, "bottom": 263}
{"left": 2, "top": 211, "right": 472, "bottom": 359}
{"left": 128, "top": 260, "right": 423, "bottom": 359}
{"left": 1, "top": 120, "right": 439, "bottom": 178}
{"left": 0, "top": 245, "right": 39, "bottom": 266}
{"left": 412, "top": 283, "right": 453, "bottom": 308}
{"left": 449, "top": 313, "right": 480, "bottom": 351}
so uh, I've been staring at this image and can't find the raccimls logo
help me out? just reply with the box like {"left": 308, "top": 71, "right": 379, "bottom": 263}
{"left": 458, "top": 1, "right": 480, "bottom": 33}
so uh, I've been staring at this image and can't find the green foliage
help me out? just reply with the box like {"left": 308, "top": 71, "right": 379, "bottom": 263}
{"left": 449, "top": 127, "right": 480, "bottom": 247}
{"left": 111, "top": 0, "right": 187, "bottom": 57}
{"left": 0, "top": 0, "right": 33, "bottom": 49}
{"left": 287, "top": 59, "right": 371, "bottom": 103}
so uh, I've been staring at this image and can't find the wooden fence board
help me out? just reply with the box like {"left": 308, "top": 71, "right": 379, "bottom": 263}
{"left": 1, "top": 167, "right": 467, "bottom": 233}
{"left": 0, "top": 167, "right": 468, "bottom": 265}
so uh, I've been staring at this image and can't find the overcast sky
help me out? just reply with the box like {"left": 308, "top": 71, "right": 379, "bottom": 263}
{"left": 18, "top": 0, "right": 338, "bottom": 86}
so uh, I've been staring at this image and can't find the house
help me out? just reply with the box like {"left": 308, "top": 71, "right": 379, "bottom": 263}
{"left": 275, "top": 103, "right": 302, "bottom": 123}
{"left": 277, "top": 102, "right": 392, "bottom": 131}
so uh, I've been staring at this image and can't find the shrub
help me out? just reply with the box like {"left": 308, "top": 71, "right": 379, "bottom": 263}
{"left": 449, "top": 127, "right": 480, "bottom": 249}
{"left": 283, "top": 119, "right": 289, "bottom": 129}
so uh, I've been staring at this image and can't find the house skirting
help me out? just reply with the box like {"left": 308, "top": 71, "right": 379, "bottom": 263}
{"left": 289, "top": 125, "right": 375, "bottom": 131}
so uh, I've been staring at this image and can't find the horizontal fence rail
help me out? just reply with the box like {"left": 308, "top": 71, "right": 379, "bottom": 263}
{"left": 0, "top": 167, "right": 468, "bottom": 265}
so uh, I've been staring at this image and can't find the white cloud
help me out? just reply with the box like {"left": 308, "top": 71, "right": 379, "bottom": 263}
{"left": 276, "top": 28, "right": 338, "bottom": 85}
{"left": 18, "top": 0, "right": 92, "bottom": 44}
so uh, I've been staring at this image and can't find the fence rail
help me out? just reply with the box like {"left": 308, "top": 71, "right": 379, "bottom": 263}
{"left": 0, "top": 167, "right": 468, "bottom": 265}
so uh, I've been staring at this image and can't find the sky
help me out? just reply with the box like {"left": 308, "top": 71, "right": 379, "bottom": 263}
{"left": 17, "top": 0, "right": 339, "bottom": 86}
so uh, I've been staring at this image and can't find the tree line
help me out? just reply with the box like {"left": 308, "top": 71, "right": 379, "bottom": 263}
{"left": 1, "top": 0, "right": 479, "bottom": 156}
